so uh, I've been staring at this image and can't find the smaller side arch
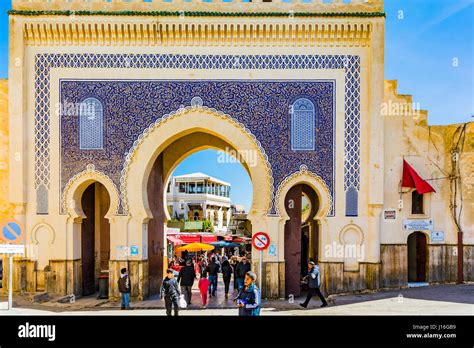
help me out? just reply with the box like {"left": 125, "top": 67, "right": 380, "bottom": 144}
{"left": 31, "top": 221, "right": 55, "bottom": 245}
{"left": 62, "top": 164, "right": 120, "bottom": 220}
{"left": 339, "top": 223, "right": 364, "bottom": 246}
{"left": 275, "top": 165, "right": 332, "bottom": 220}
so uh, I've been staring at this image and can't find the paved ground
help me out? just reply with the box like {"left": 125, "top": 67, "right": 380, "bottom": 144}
{"left": 0, "top": 278, "right": 473, "bottom": 316}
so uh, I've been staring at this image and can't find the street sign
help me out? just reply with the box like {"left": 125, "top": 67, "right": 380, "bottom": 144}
{"left": 130, "top": 245, "right": 139, "bottom": 256}
{"left": 268, "top": 243, "right": 277, "bottom": 257}
{"left": 431, "top": 231, "right": 444, "bottom": 242}
{"left": 252, "top": 232, "right": 270, "bottom": 296}
{"left": 0, "top": 219, "right": 25, "bottom": 244}
{"left": 0, "top": 244, "right": 25, "bottom": 255}
{"left": 403, "top": 219, "right": 433, "bottom": 231}
{"left": 0, "top": 219, "right": 25, "bottom": 312}
{"left": 252, "top": 232, "right": 270, "bottom": 251}
{"left": 383, "top": 209, "right": 397, "bottom": 221}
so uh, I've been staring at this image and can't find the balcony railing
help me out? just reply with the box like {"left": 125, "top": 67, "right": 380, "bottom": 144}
{"left": 12, "top": 0, "right": 384, "bottom": 14}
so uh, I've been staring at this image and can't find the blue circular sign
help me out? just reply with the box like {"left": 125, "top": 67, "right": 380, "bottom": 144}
{"left": 0, "top": 219, "right": 24, "bottom": 244}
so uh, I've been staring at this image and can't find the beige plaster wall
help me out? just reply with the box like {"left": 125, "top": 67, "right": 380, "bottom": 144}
{"left": 0, "top": 79, "right": 15, "bottom": 222}
{"left": 382, "top": 80, "right": 473, "bottom": 246}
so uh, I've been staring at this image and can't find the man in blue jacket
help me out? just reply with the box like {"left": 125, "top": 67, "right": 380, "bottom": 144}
{"left": 300, "top": 261, "right": 328, "bottom": 308}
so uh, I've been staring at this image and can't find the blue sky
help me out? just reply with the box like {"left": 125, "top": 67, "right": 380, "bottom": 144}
{"left": 0, "top": 1, "right": 472, "bottom": 209}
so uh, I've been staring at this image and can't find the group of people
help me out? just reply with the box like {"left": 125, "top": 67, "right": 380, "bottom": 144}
{"left": 117, "top": 259, "right": 328, "bottom": 315}
{"left": 160, "top": 252, "right": 259, "bottom": 316}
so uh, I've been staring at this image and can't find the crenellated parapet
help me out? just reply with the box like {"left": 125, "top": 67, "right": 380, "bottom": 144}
{"left": 12, "top": 0, "right": 384, "bottom": 15}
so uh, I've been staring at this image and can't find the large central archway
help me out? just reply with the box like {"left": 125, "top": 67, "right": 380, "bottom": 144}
{"left": 123, "top": 105, "right": 274, "bottom": 295}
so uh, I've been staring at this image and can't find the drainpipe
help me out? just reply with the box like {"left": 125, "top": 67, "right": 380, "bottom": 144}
{"left": 457, "top": 231, "right": 463, "bottom": 284}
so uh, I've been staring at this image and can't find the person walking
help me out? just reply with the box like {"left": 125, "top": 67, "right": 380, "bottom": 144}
{"left": 199, "top": 256, "right": 208, "bottom": 277}
{"left": 177, "top": 259, "right": 196, "bottom": 306}
{"left": 221, "top": 258, "right": 233, "bottom": 299}
{"left": 206, "top": 257, "right": 220, "bottom": 297}
{"left": 118, "top": 268, "right": 131, "bottom": 310}
{"left": 160, "top": 269, "right": 181, "bottom": 316}
{"left": 235, "top": 256, "right": 251, "bottom": 290}
{"left": 231, "top": 256, "right": 239, "bottom": 289}
{"left": 300, "top": 261, "right": 328, "bottom": 308}
{"left": 234, "top": 271, "right": 261, "bottom": 316}
{"left": 198, "top": 272, "right": 210, "bottom": 308}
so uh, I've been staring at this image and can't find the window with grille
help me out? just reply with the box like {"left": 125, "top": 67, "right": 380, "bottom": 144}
{"left": 291, "top": 98, "right": 316, "bottom": 151}
{"left": 79, "top": 97, "right": 103, "bottom": 150}
{"left": 411, "top": 190, "right": 424, "bottom": 214}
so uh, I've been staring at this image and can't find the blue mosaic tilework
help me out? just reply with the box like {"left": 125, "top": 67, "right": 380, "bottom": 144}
{"left": 60, "top": 79, "right": 335, "bottom": 215}
{"left": 34, "top": 54, "right": 361, "bottom": 216}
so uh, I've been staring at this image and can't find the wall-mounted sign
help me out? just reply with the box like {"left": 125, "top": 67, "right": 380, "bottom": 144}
{"left": 0, "top": 244, "right": 25, "bottom": 255}
{"left": 403, "top": 219, "right": 433, "bottom": 231}
{"left": 383, "top": 209, "right": 397, "bottom": 221}
{"left": 130, "top": 245, "right": 139, "bottom": 256}
{"left": 431, "top": 231, "right": 444, "bottom": 242}
{"left": 116, "top": 246, "right": 129, "bottom": 258}
{"left": 268, "top": 243, "right": 277, "bottom": 257}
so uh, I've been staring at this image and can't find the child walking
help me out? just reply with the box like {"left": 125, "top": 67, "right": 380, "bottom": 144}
{"left": 198, "top": 272, "right": 210, "bottom": 308}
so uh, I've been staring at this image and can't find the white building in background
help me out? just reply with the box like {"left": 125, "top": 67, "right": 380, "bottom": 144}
{"left": 166, "top": 173, "right": 232, "bottom": 234}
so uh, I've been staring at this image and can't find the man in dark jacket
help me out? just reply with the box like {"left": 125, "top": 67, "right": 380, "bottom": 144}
{"left": 177, "top": 259, "right": 196, "bottom": 305}
{"left": 235, "top": 257, "right": 251, "bottom": 290}
{"left": 118, "top": 268, "right": 131, "bottom": 310}
{"left": 300, "top": 261, "right": 328, "bottom": 308}
{"left": 221, "top": 258, "right": 233, "bottom": 299}
{"left": 206, "top": 257, "right": 220, "bottom": 297}
{"left": 160, "top": 269, "right": 181, "bottom": 316}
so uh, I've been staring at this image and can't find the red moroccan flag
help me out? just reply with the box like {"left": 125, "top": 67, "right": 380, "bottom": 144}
{"left": 402, "top": 159, "right": 436, "bottom": 194}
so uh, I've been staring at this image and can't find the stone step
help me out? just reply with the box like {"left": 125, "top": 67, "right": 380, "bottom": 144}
{"left": 29, "top": 292, "right": 49, "bottom": 303}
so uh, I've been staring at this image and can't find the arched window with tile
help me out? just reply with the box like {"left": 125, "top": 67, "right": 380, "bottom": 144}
{"left": 79, "top": 97, "right": 104, "bottom": 150}
{"left": 291, "top": 98, "right": 316, "bottom": 151}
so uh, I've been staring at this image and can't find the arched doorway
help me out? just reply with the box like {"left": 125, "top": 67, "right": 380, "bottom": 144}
{"left": 123, "top": 108, "right": 274, "bottom": 297}
{"left": 407, "top": 231, "right": 427, "bottom": 283}
{"left": 80, "top": 182, "right": 111, "bottom": 295}
{"left": 284, "top": 184, "right": 319, "bottom": 297}
{"left": 146, "top": 137, "right": 256, "bottom": 295}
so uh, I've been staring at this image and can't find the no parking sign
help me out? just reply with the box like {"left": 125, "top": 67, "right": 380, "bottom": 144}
{"left": 0, "top": 218, "right": 25, "bottom": 311}
{"left": 252, "top": 232, "right": 270, "bottom": 293}
{"left": 252, "top": 232, "right": 270, "bottom": 251}
{"left": 0, "top": 218, "right": 24, "bottom": 244}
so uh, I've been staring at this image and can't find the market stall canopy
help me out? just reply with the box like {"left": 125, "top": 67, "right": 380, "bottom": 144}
{"left": 201, "top": 234, "right": 218, "bottom": 244}
{"left": 167, "top": 235, "right": 183, "bottom": 246}
{"left": 232, "top": 237, "right": 251, "bottom": 244}
{"left": 176, "top": 233, "right": 201, "bottom": 244}
{"left": 175, "top": 242, "right": 215, "bottom": 252}
{"left": 210, "top": 241, "right": 240, "bottom": 248}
